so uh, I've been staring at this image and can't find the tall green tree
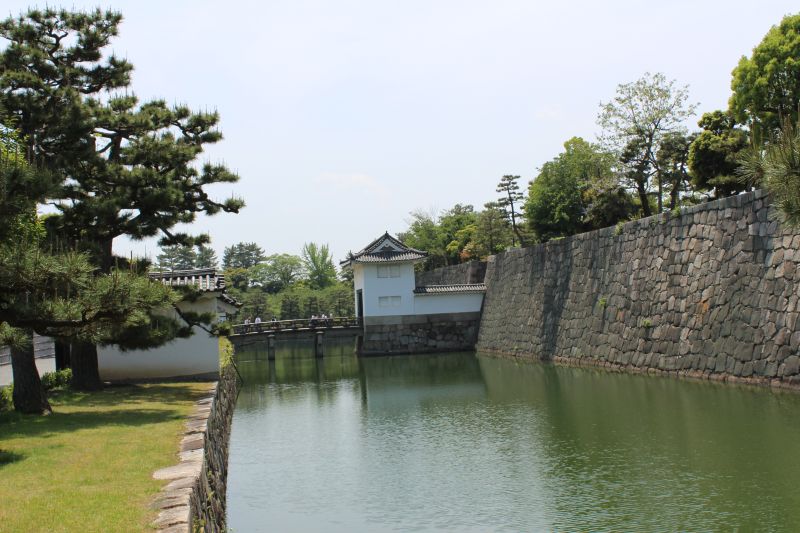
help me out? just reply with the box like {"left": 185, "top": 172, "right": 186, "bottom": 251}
{"left": 688, "top": 111, "right": 749, "bottom": 197}
{"left": 195, "top": 245, "right": 218, "bottom": 269}
{"left": 439, "top": 204, "right": 479, "bottom": 264}
{"left": 526, "top": 161, "right": 583, "bottom": 242}
{"left": 496, "top": 175, "right": 525, "bottom": 246}
{"left": 598, "top": 72, "right": 697, "bottom": 215}
{"left": 730, "top": 13, "right": 800, "bottom": 140}
{"left": 249, "top": 254, "right": 304, "bottom": 293}
{"left": 301, "top": 242, "right": 336, "bottom": 289}
{"left": 468, "top": 202, "right": 513, "bottom": 257}
{"left": 400, "top": 209, "right": 448, "bottom": 269}
{"left": 0, "top": 9, "right": 243, "bottom": 390}
{"left": 400, "top": 205, "right": 479, "bottom": 268}
{"left": 156, "top": 245, "right": 197, "bottom": 271}
{"left": 524, "top": 137, "right": 628, "bottom": 241}
{"left": 656, "top": 131, "right": 695, "bottom": 210}
{"left": 223, "top": 242, "right": 265, "bottom": 269}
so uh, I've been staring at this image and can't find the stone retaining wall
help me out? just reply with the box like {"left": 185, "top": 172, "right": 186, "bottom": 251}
{"left": 360, "top": 312, "right": 481, "bottom": 355}
{"left": 415, "top": 260, "right": 487, "bottom": 286}
{"left": 477, "top": 190, "right": 800, "bottom": 389}
{"left": 152, "top": 361, "right": 239, "bottom": 532}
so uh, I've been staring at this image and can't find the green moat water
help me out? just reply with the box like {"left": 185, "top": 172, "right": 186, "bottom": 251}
{"left": 227, "top": 341, "right": 800, "bottom": 532}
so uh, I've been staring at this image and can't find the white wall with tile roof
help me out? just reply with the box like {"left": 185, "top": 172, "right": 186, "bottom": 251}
{"left": 98, "top": 294, "right": 225, "bottom": 380}
{"left": 413, "top": 292, "right": 484, "bottom": 315}
{"left": 358, "top": 262, "right": 416, "bottom": 317}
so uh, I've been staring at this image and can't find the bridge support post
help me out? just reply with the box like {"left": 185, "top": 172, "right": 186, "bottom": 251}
{"left": 267, "top": 334, "right": 276, "bottom": 361}
{"left": 315, "top": 331, "right": 324, "bottom": 358}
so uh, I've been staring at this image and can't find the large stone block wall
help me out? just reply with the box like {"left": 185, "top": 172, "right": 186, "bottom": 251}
{"left": 190, "top": 361, "right": 238, "bottom": 532}
{"left": 151, "top": 360, "right": 239, "bottom": 532}
{"left": 360, "top": 312, "right": 481, "bottom": 355}
{"left": 415, "top": 260, "right": 487, "bottom": 286}
{"left": 477, "top": 190, "right": 800, "bottom": 389}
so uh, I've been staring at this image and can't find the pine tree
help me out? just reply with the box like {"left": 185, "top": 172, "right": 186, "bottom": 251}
{"left": 496, "top": 175, "right": 525, "bottom": 247}
{"left": 223, "top": 243, "right": 265, "bottom": 269}
{"left": 156, "top": 245, "right": 198, "bottom": 271}
{"left": 0, "top": 9, "right": 243, "bottom": 390}
{"left": 195, "top": 245, "right": 218, "bottom": 269}
{"left": 0, "top": 121, "right": 175, "bottom": 412}
{"left": 301, "top": 243, "right": 336, "bottom": 289}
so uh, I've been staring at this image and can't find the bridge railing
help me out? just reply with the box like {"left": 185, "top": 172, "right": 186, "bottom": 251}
{"left": 231, "top": 316, "right": 362, "bottom": 335}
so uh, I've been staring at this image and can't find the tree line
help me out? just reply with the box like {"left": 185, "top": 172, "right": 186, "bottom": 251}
{"left": 220, "top": 241, "right": 353, "bottom": 321}
{"left": 403, "top": 13, "right": 800, "bottom": 267}
{"left": 153, "top": 240, "right": 354, "bottom": 321}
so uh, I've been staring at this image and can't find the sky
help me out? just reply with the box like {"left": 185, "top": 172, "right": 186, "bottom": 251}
{"left": 3, "top": 0, "right": 799, "bottom": 266}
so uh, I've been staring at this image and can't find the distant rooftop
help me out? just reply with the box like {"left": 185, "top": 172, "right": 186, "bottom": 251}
{"left": 148, "top": 268, "right": 241, "bottom": 307}
{"left": 341, "top": 232, "right": 428, "bottom": 266}
{"left": 413, "top": 284, "right": 487, "bottom": 294}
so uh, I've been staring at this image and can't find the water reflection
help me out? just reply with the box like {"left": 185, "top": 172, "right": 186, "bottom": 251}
{"left": 228, "top": 342, "right": 800, "bottom": 532}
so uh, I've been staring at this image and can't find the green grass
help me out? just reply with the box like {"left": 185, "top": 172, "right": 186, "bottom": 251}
{"left": 0, "top": 382, "right": 212, "bottom": 533}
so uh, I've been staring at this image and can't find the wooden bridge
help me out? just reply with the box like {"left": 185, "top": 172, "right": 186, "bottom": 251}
{"left": 229, "top": 317, "right": 363, "bottom": 358}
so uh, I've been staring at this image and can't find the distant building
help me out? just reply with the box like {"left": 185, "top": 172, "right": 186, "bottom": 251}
{"left": 98, "top": 268, "right": 240, "bottom": 380}
{"left": 341, "top": 232, "right": 485, "bottom": 355}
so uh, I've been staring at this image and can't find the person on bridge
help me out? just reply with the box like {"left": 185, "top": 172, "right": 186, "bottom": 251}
{"left": 254, "top": 316, "right": 262, "bottom": 324}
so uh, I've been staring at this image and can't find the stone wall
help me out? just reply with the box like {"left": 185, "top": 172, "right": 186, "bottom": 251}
{"left": 415, "top": 260, "right": 487, "bottom": 286}
{"left": 477, "top": 190, "right": 800, "bottom": 389}
{"left": 360, "top": 312, "right": 481, "bottom": 355}
{"left": 152, "top": 359, "right": 239, "bottom": 532}
{"left": 190, "top": 361, "right": 238, "bottom": 531}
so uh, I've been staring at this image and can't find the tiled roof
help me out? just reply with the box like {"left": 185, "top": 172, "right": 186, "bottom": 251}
{"left": 353, "top": 251, "right": 428, "bottom": 263}
{"left": 413, "top": 284, "right": 487, "bottom": 294}
{"left": 149, "top": 268, "right": 242, "bottom": 307}
{"left": 149, "top": 268, "right": 226, "bottom": 291}
{"left": 341, "top": 232, "right": 428, "bottom": 266}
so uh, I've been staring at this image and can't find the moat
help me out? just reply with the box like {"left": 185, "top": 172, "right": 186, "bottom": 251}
{"left": 227, "top": 341, "right": 800, "bottom": 532}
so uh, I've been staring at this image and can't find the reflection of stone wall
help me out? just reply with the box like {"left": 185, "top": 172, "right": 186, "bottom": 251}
{"left": 361, "top": 313, "right": 481, "bottom": 355}
{"left": 415, "top": 261, "right": 487, "bottom": 286}
{"left": 477, "top": 190, "right": 800, "bottom": 389}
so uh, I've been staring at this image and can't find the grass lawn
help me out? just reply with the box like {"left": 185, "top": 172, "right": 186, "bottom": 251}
{"left": 0, "top": 382, "right": 213, "bottom": 533}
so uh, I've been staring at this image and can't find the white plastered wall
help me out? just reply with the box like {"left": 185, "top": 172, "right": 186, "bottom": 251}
{"left": 359, "top": 262, "right": 417, "bottom": 316}
{"left": 98, "top": 293, "right": 227, "bottom": 380}
{"left": 413, "top": 292, "right": 484, "bottom": 315}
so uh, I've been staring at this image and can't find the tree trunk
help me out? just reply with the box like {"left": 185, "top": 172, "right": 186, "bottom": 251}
{"left": 10, "top": 343, "right": 51, "bottom": 414}
{"left": 70, "top": 340, "right": 103, "bottom": 391}
{"left": 54, "top": 339, "right": 71, "bottom": 371}
{"left": 637, "top": 179, "right": 652, "bottom": 217}
{"left": 668, "top": 181, "right": 680, "bottom": 211}
{"left": 657, "top": 172, "right": 663, "bottom": 213}
{"left": 99, "top": 237, "right": 115, "bottom": 272}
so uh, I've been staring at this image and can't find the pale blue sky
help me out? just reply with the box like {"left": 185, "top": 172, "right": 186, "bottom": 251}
{"left": 4, "top": 1, "right": 798, "bottom": 265}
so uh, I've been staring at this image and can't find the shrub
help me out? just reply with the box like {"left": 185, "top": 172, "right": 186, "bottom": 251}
{"left": 215, "top": 321, "right": 233, "bottom": 337}
{"left": 219, "top": 337, "right": 235, "bottom": 368}
{"left": 0, "top": 385, "right": 12, "bottom": 412}
{"left": 598, "top": 296, "right": 608, "bottom": 308}
{"left": 641, "top": 318, "right": 653, "bottom": 328}
{"left": 40, "top": 368, "right": 72, "bottom": 391}
{"left": 613, "top": 220, "right": 625, "bottom": 236}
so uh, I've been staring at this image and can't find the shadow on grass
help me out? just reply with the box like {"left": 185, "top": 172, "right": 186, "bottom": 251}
{"left": 49, "top": 383, "right": 213, "bottom": 409}
{"left": 0, "top": 408, "right": 188, "bottom": 440}
{"left": 0, "top": 449, "right": 24, "bottom": 467}
{"left": 0, "top": 383, "right": 211, "bottom": 440}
